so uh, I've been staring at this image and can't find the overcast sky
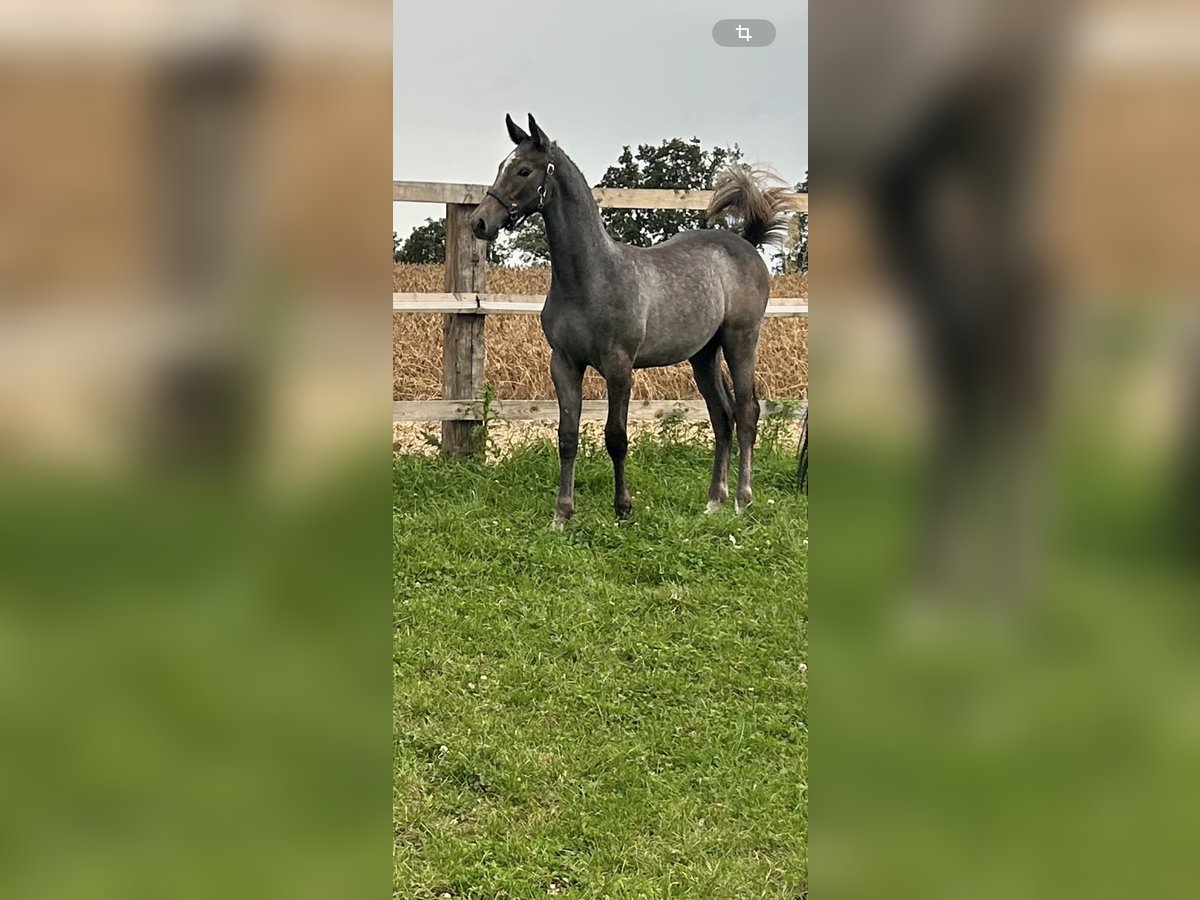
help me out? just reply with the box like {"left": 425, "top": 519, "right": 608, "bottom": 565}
{"left": 394, "top": 0, "right": 807, "bottom": 239}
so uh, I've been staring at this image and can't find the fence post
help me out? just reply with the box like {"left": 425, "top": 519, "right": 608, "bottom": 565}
{"left": 441, "top": 202, "right": 487, "bottom": 456}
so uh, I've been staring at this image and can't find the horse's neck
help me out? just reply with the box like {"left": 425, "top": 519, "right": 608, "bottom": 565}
{"left": 542, "top": 148, "right": 612, "bottom": 287}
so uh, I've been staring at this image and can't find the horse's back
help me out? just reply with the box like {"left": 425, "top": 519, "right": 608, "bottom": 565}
{"left": 648, "top": 229, "right": 771, "bottom": 328}
{"left": 615, "top": 229, "right": 769, "bottom": 366}
{"left": 626, "top": 229, "right": 768, "bottom": 293}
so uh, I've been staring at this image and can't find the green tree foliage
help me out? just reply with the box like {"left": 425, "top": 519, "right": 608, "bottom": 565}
{"left": 395, "top": 218, "right": 445, "bottom": 264}
{"left": 395, "top": 217, "right": 512, "bottom": 265}
{"left": 507, "top": 217, "right": 549, "bottom": 265}
{"left": 782, "top": 172, "right": 809, "bottom": 274}
{"left": 600, "top": 138, "right": 742, "bottom": 246}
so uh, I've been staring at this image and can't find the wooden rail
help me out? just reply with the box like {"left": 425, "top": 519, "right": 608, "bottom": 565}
{"left": 393, "top": 180, "right": 808, "bottom": 212}
{"left": 394, "top": 180, "right": 808, "bottom": 453}
{"left": 392, "top": 293, "right": 809, "bottom": 317}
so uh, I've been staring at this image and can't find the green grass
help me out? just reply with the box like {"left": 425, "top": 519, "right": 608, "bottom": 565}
{"left": 393, "top": 429, "right": 808, "bottom": 899}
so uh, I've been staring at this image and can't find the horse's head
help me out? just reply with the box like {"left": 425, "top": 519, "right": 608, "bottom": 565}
{"left": 471, "top": 113, "right": 555, "bottom": 241}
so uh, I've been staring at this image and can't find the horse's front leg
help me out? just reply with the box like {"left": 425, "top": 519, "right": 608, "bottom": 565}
{"left": 550, "top": 350, "right": 584, "bottom": 531}
{"left": 604, "top": 357, "right": 634, "bottom": 519}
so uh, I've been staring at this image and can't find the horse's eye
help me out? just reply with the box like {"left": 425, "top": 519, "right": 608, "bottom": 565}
{"left": 517, "top": 168, "right": 532, "bottom": 177}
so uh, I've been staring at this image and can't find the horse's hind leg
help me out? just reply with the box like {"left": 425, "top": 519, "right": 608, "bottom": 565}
{"left": 602, "top": 355, "right": 634, "bottom": 519}
{"left": 689, "top": 337, "right": 734, "bottom": 512}
{"left": 551, "top": 350, "right": 584, "bottom": 530}
{"left": 722, "top": 327, "right": 762, "bottom": 512}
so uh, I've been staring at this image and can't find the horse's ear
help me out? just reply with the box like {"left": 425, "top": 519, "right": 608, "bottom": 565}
{"left": 527, "top": 114, "right": 550, "bottom": 151}
{"left": 505, "top": 113, "right": 529, "bottom": 145}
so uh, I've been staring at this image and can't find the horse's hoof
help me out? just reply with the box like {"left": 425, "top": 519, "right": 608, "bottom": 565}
{"left": 705, "top": 500, "right": 723, "bottom": 515}
{"left": 735, "top": 497, "right": 752, "bottom": 514}
{"left": 551, "top": 516, "right": 567, "bottom": 532}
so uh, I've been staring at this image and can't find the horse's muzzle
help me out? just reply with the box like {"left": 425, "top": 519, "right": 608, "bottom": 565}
{"left": 469, "top": 197, "right": 506, "bottom": 241}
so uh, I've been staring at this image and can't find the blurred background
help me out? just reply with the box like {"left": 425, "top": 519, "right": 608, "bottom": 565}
{"left": 0, "top": 2, "right": 391, "bottom": 897}
{"left": 811, "top": 0, "right": 1200, "bottom": 896}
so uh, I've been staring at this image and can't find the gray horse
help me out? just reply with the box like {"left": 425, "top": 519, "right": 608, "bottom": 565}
{"left": 471, "top": 114, "right": 799, "bottom": 529}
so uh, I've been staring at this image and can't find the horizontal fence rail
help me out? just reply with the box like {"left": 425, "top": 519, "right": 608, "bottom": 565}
{"left": 393, "top": 180, "right": 808, "bottom": 451}
{"left": 394, "top": 398, "right": 808, "bottom": 424}
{"left": 393, "top": 180, "right": 808, "bottom": 212}
{"left": 393, "top": 292, "right": 808, "bottom": 317}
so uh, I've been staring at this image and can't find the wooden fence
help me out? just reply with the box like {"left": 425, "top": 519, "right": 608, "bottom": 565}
{"left": 393, "top": 179, "right": 808, "bottom": 455}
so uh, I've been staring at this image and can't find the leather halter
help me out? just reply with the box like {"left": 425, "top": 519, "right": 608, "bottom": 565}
{"left": 485, "top": 161, "right": 555, "bottom": 231}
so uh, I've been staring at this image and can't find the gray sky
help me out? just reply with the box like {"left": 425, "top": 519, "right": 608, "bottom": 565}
{"left": 394, "top": 0, "right": 807, "bottom": 239}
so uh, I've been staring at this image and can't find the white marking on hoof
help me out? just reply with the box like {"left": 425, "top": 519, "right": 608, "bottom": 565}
{"left": 705, "top": 500, "right": 723, "bottom": 514}
{"left": 551, "top": 516, "right": 566, "bottom": 532}
{"left": 735, "top": 498, "right": 752, "bottom": 514}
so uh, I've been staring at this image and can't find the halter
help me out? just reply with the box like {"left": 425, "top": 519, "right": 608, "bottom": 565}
{"left": 486, "top": 161, "right": 555, "bottom": 231}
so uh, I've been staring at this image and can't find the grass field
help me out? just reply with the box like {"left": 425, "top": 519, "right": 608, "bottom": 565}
{"left": 393, "top": 430, "right": 808, "bottom": 898}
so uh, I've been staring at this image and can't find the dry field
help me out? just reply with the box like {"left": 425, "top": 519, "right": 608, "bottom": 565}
{"left": 394, "top": 264, "right": 807, "bottom": 402}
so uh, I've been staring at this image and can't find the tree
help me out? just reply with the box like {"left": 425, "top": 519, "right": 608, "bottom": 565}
{"left": 394, "top": 217, "right": 513, "bottom": 265}
{"left": 600, "top": 138, "right": 742, "bottom": 246}
{"left": 507, "top": 137, "right": 743, "bottom": 264}
{"left": 395, "top": 217, "right": 445, "bottom": 264}
{"left": 507, "top": 217, "right": 550, "bottom": 265}
{"left": 782, "top": 172, "right": 809, "bottom": 274}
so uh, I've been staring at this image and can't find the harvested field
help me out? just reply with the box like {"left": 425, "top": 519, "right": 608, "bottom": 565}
{"left": 394, "top": 264, "right": 807, "bottom": 402}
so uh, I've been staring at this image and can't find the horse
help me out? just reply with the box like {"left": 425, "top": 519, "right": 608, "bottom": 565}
{"left": 471, "top": 114, "right": 799, "bottom": 530}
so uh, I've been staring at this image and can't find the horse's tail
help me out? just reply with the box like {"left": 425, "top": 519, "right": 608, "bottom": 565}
{"left": 706, "top": 166, "right": 802, "bottom": 248}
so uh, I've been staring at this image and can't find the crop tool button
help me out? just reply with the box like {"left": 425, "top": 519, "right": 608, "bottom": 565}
{"left": 712, "top": 19, "right": 776, "bottom": 48}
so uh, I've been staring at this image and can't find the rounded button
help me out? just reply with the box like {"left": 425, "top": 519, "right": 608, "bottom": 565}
{"left": 712, "top": 20, "right": 776, "bottom": 48}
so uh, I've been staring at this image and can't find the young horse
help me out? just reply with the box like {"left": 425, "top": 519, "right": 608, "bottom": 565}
{"left": 471, "top": 114, "right": 798, "bottom": 529}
